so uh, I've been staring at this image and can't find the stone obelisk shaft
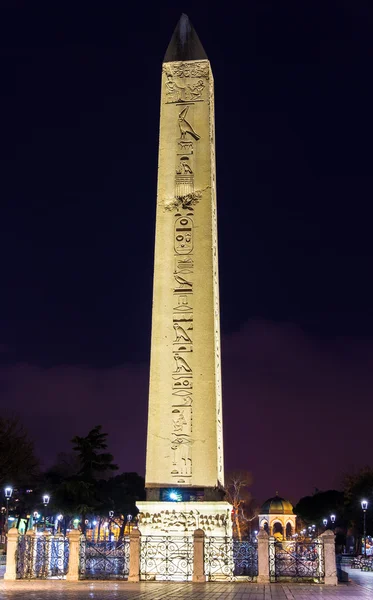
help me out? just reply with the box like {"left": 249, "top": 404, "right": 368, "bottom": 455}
{"left": 145, "top": 41, "right": 224, "bottom": 494}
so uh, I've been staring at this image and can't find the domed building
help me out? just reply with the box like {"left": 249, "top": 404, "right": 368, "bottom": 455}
{"left": 259, "top": 493, "right": 296, "bottom": 540}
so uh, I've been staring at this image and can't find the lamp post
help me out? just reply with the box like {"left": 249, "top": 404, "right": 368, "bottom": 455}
{"left": 4, "top": 486, "right": 13, "bottom": 551}
{"left": 330, "top": 514, "right": 336, "bottom": 530}
{"left": 323, "top": 518, "right": 328, "bottom": 529}
{"left": 126, "top": 514, "right": 132, "bottom": 535}
{"left": 108, "top": 511, "right": 114, "bottom": 542}
{"left": 55, "top": 514, "right": 63, "bottom": 534}
{"left": 42, "top": 494, "right": 50, "bottom": 531}
{"left": 361, "top": 500, "right": 368, "bottom": 558}
{"left": 33, "top": 510, "right": 40, "bottom": 531}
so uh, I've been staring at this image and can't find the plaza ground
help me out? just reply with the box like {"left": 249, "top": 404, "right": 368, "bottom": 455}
{"left": 0, "top": 569, "right": 372, "bottom": 600}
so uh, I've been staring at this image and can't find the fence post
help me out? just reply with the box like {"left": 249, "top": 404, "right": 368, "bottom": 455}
{"left": 66, "top": 529, "right": 82, "bottom": 581}
{"left": 4, "top": 527, "right": 19, "bottom": 580}
{"left": 320, "top": 530, "right": 338, "bottom": 585}
{"left": 128, "top": 528, "right": 141, "bottom": 582}
{"left": 192, "top": 528, "right": 205, "bottom": 582}
{"left": 257, "top": 529, "right": 270, "bottom": 583}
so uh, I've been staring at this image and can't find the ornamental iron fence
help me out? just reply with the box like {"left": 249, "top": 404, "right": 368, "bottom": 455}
{"left": 233, "top": 539, "right": 258, "bottom": 579}
{"left": 79, "top": 538, "right": 129, "bottom": 580}
{"left": 269, "top": 539, "right": 324, "bottom": 583}
{"left": 140, "top": 535, "right": 193, "bottom": 581}
{"left": 204, "top": 536, "right": 258, "bottom": 581}
{"left": 16, "top": 535, "right": 69, "bottom": 579}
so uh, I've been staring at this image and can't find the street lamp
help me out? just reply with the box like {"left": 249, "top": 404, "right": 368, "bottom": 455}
{"left": 126, "top": 514, "right": 133, "bottom": 535}
{"left": 42, "top": 494, "right": 50, "bottom": 531}
{"left": 361, "top": 500, "right": 368, "bottom": 558}
{"left": 330, "top": 514, "right": 336, "bottom": 530}
{"left": 4, "top": 486, "right": 13, "bottom": 550}
{"left": 323, "top": 518, "right": 328, "bottom": 529}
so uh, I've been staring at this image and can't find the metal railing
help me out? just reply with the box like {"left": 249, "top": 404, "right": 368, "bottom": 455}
{"left": 269, "top": 539, "right": 324, "bottom": 583}
{"left": 140, "top": 535, "right": 193, "bottom": 581}
{"left": 204, "top": 536, "right": 258, "bottom": 581}
{"left": 79, "top": 538, "right": 129, "bottom": 580}
{"left": 16, "top": 534, "right": 69, "bottom": 579}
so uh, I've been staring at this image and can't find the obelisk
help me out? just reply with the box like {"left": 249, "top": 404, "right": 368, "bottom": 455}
{"left": 138, "top": 14, "right": 231, "bottom": 538}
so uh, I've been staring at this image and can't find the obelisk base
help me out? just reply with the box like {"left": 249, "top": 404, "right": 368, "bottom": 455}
{"left": 137, "top": 501, "right": 232, "bottom": 537}
{"left": 136, "top": 501, "right": 233, "bottom": 581}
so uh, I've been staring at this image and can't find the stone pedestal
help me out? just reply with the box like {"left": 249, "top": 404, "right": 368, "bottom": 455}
{"left": 137, "top": 501, "right": 232, "bottom": 537}
{"left": 192, "top": 528, "right": 205, "bottom": 582}
{"left": 128, "top": 529, "right": 141, "bottom": 582}
{"left": 257, "top": 529, "right": 270, "bottom": 583}
{"left": 66, "top": 529, "right": 82, "bottom": 581}
{"left": 321, "top": 530, "right": 338, "bottom": 585}
{"left": 4, "top": 527, "right": 19, "bottom": 580}
{"left": 137, "top": 501, "right": 232, "bottom": 580}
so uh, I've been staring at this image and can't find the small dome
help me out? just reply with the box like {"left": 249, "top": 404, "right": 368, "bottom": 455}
{"left": 261, "top": 495, "right": 294, "bottom": 515}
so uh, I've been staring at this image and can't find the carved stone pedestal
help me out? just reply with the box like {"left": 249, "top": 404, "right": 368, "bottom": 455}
{"left": 136, "top": 501, "right": 232, "bottom": 581}
{"left": 137, "top": 501, "right": 232, "bottom": 537}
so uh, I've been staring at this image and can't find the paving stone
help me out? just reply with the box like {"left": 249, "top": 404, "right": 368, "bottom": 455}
{"left": 0, "top": 569, "right": 372, "bottom": 600}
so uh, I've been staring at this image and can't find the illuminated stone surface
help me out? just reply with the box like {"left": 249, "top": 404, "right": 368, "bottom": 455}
{"left": 0, "top": 578, "right": 371, "bottom": 598}
{"left": 136, "top": 500, "right": 231, "bottom": 537}
{"left": 138, "top": 13, "right": 231, "bottom": 546}
{"left": 144, "top": 14, "right": 224, "bottom": 495}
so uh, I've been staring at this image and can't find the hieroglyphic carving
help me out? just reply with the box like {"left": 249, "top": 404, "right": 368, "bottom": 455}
{"left": 174, "top": 217, "right": 193, "bottom": 254}
{"left": 178, "top": 106, "right": 200, "bottom": 140}
{"left": 176, "top": 156, "right": 193, "bottom": 174}
{"left": 167, "top": 71, "right": 205, "bottom": 484}
{"left": 178, "top": 140, "right": 193, "bottom": 152}
{"left": 165, "top": 78, "right": 205, "bottom": 103}
{"left": 212, "top": 203, "right": 224, "bottom": 481}
{"left": 163, "top": 62, "right": 209, "bottom": 80}
{"left": 163, "top": 61, "right": 208, "bottom": 104}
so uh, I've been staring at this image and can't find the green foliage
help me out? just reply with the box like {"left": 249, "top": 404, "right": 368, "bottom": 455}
{"left": 98, "top": 472, "right": 145, "bottom": 517}
{"left": 294, "top": 490, "right": 344, "bottom": 525}
{"left": 343, "top": 467, "right": 373, "bottom": 535}
{"left": 0, "top": 422, "right": 145, "bottom": 534}
{"left": 71, "top": 425, "right": 118, "bottom": 481}
{"left": 0, "top": 416, "right": 39, "bottom": 486}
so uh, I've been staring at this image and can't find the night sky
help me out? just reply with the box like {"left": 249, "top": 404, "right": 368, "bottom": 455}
{"left": 1, "top": 0, "right": 373, "bottom": 504}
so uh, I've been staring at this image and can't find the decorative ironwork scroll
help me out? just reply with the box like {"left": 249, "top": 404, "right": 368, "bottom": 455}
{"left": 205, "top": 536, "right": 258, "bottom": 581}
{"left": 16, "top": 535, "right": 69, "bottom": 579}
{"left": 140, "top": 535, "right": 193, "bottom": 581}
{"left": 204, "top": 536, "right": 234, "bottom": 581}
{"left": 79, "top": 538, "right": 129, "bottom": 580}
{"left": 269, "top": 539, "right": 324, "bottom": 582}
{"left": 233, "top": 539, "right": 258, "bottom": 579}
{"left": 49, "top": 536, "right": 69, "bottom": 577}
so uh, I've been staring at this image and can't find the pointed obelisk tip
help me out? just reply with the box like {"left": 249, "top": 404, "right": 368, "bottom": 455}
{"left": 163, "top": 13, "right": 208, "bottom": 63}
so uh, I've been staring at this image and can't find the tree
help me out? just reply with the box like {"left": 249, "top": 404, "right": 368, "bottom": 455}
{"left": 343, "top": 467, "right": 373, "bottom": 553}
{"left": 47, "top": 426, "right": 119, "bottom": 533}
{"left": 0, "top": 416, "right": 39, "bottom": 486}
{"left": 97, "top": 472, "right": 145, "bottom": 537}
{"left": 225, "top": 470, "right": 256, "bottom": 540}
{"left": 71, "top": 425, "right": 118, "bottom": 481}
{"left": 294, "top": 490, "right": 344, "bottom": 526}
